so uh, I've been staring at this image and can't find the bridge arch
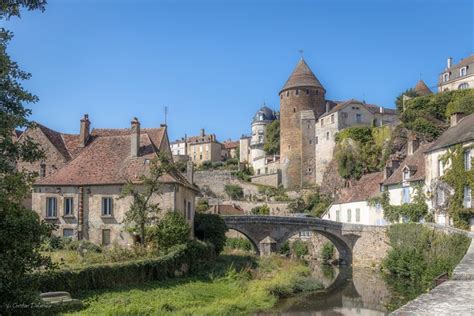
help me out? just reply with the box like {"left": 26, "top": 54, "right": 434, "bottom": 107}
{"left": 225, "top": 227, "right": 261, "bottom": 256}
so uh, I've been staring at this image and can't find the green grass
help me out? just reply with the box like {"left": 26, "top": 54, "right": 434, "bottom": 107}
{"left": 66, "top": 254, "right": 322, "bottom": 315}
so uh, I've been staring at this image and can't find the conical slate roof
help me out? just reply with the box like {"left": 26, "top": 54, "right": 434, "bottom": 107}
{"left": 414, "top": 80, "right": 432, "bottom": 96}
{"left": 281, "top": 58, "right": 324, "bottom": 92}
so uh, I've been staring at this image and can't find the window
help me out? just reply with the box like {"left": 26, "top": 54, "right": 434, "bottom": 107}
{"left": 315, "top": 137, "right": 318, "bottom": 145}
{"left": 403, "top": 169, "right": 410, "bottom": 181}
{"left": 459, "top": 83, "right": 469, "bottom": 90}
{"left": 438, "top": 160, "right": 445, "bottom": 177}
{"left": 460, "top": 67, "right": 467, "bottom": 77}
{"left": 286, "top": 91, "right": 289, "bottom": 97}
{"left": 321, "top": 119, "right": 324, "bottom": 126}
{"left": 347, "top": 209, "right": 352, "bottom": 222}
{"left": 465, "top": 150, "right": 472, "bottom": 170}
{"left": 443, "top": 73, "right": 450, "bottom": 82}
{"left": 46, "top": 197, "right": 57, "bottom": 218}
{"left": 331, "top": 114, "right": 334, "bottom": 123}
{"left": 402, "top": 187, "right": 410, "bottom": 204}
{"left": 63, "top": 229, "right": 74, "bottom": 238}
{"left": 356, "top": 114, "right": 362, "bottom": 123}
{"left": 437, "top": 189, "right": 445, "bottom": 206}
{"left": 102, "top": 229, "right": 111, "bottom": 246}
{"left": 205, "top": 145, "right": 209, "bottom": 152}
{"left": 306, "top": 89, "right": 309, "bottom": 95}
{"left": 356, "top": 208, "right": 360, "bottom": 222}
{"left": 326, "top": 132, "right": 330, "bottom": 140}
{"left": 464, "top": 186, "right": 472, "bottom": 208}
{"left": 293, "top": 108, "right": 296, "bottom": 113}
{"left": 309, "top": 140, "right": 312, "bottom": 145}
{"left": 101, "top": 197, "right": 113, "bottom": 216}
{"left": 40, "top": 164, "right": 46, "bottom": 177}
{"left": 336, "top": 210, "right": 340, "bottom": 222}
{"left": 187, "top": 201, "right": 192, "bottom": 220}
{"left": 199, "top": 154, "right": 202, "bottom": 160}
{"left": 295, "top": 89, "right": 299, "bottom": 95}
{"left": 64, "top": 197, "right": 73, "bottom": 216}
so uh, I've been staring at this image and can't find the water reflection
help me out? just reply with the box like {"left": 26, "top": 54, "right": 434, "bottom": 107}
{"left": 258, "top": 263, "right": 393, "bottom": 316}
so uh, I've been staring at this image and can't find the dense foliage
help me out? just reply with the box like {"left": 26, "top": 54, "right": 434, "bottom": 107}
{"left": 263, "top": 120, "right": 280, "bottom": 155}
{"left": 257, "top": 185, "right": 290, "bottom": 201}
{"left": 251, "top": 204, "right": 270, "bottom": 215}
{"left": 440, "top": 145, "right": 474, "bottom": 229}
{"left": 290, "top": 240, "right": 309, "bottom": 258}
{"left": 194, "top": 213, "right": 228, "bottom": 254}
{"left": 224, "top": 184, "right": 244, "bottom": 200}
{"left": 335, "top": 126, "right": 392, "bottom": 180}
{"left": 150, "top": 212, "right": 191, "bottom": 253}
{"left": 195, "top": 198, "right": 210, "bottom": 213}
{"left": 225, "top": 237, "right": 254, "bottom": 251}
{"left": 232, "top": 164, "right": 254, "bottom": 182}
{"left": 0, "top": 2, "right": 55, "bottom": 313}
{"left": 383, "top": 224, "right": 470, "bottom": 289}
{"left": 395, "top": 88, "right": 419, "bottom": 113}
{"left": 287, "top": 192, "right": 332, "bottom": 217}
{"left": 321, "top": 242, "right": 335, "bottom": 262}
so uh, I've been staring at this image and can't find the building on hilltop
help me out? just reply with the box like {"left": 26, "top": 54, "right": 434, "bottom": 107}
{"left": 315, "top": 99, "right": 398, "bottom": 184}
{"left": 27, "top": 115, "right": 198, "bottom": 246}
{"left": 222, "top": 139, "right": 239, "bottom": 160}
{"left": 438, "top": 54, "right": 474, "bottom": 92}
{"left": 179, "top": 128, "right": 223, "bottom": 165}
{"left": 323, "top": 172, "right": 386, "bottom": 225}
{"left": 279, "top": 58, "right": 324, "bottom": 189}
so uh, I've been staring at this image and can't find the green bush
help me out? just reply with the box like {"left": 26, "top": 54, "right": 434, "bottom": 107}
{"left": 291, "top": 240, "right": 309, "bottom": 258}
{"left": 196, "top": 198, "right": 210, "bottom": 213}
{"left": 194, "top": 213, "right": 228, "bottom": 254}
{"left": 251, "top": 204, "right": 270, "bottom": 215}
{"left": 383, "top": 224, "right": 470, "bottom": 288}
{"left": 225, "top": 238, "right": 254, "bottom": 251}
{"left": 34, "top": 240, "right": 215, "bottom": 294}
{"left": 224, "top": 184, "right": 244, "bottom": 200}
{"left": 279, "top": 241, "right": 290, "bottom": 256}
{"left": 288, "top": 198, "right": 306, "bottom": 213}
{"left": 151, "top": 212, "right": 190, "bottom": 253}
{"left": 321, "top": 242, "right": 334, "bottom": 261}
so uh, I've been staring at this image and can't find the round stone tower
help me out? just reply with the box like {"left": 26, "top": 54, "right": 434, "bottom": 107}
{"left": 279, "top": 58, "right": 326, "bottom": 189}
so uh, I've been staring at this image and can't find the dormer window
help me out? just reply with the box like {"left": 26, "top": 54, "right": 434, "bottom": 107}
{"left": 40, "top": 164, "right": 46, "bottom": 177}
{"left": 403, "top": 168, "right": 410, "bottom": 181}
{"left": 443, "top": 73, "right": 450, "bottom": 82}
{"left": 460, "top": 67, "right": 467, "bottom": 77}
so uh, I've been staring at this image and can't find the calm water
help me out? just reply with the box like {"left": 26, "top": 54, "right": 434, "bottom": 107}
{"left": 258, "top": 262, "right": 416, "bottom": 316}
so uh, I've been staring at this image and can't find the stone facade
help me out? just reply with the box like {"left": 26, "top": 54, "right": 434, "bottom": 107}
{"left": 280, "top": 59, "right": 325, "bottom": 189}
{"left": 250, "top": 171, "right": 281, "bottom": 187}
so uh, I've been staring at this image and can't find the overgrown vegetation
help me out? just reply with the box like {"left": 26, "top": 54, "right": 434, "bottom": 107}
{"left": 369, "top": 184, "right": 428, "bottom": 223}
{"left": 194, "top": 213, "right": 228, "bottom": 255}
{"left": 225, "top": 237, "right": 254, "bottom": 252}
{"left": 440, "top": 145, "right": 474, "bottom": 229}
{"left": 321, "top": 242, "right": 335, "bottom": 262}
{"left": 290, "top": 240, "right": 309, "bottom": 258}
{"left": 257, "top": 185, "right": 290, "bottom": 201}
{"left": 251, "top": 204, "right": 270, "bottom": 215}
{"left": 224, "top": 184, "right": 244, "bottom": 200}
{"left": 287, "top": 191, "right": 332, "bottom": 217}
{"left": 382, "top": 224, "right": 470, "bottom": 290}
{"left": 232, "top": 164, "right": 254, "bottom": 182}
{"left": 264, "top": 120, "right": 280, "bottom": 155}
{"left": 149, "top": 212, "right": 191, "bottom": 253}
{"left": 195, "top": 198, "right": 210, "bottom": 213}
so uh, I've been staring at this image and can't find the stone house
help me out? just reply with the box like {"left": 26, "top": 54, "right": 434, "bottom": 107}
{"left": 323, "top": 172, "right": 386, "bottom": 225}
{"left": 186, "top": 129, "right": 222, "bottom": 165}
{"left": 315, "top": 99, "right": 398, "bottom": 184}
{"left": 222, "top": 140, "right": 239, "bottom": 160}
{"left": 424, "top": 113, "right": 474, "bottom": 229}
{"left": 32, "top": 116, "right": 199, "bottom": 246}
{"left": 438, "top": 55, "right": 474, "bottom": 92}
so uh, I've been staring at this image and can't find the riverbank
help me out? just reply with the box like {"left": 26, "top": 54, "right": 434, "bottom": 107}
{"left": 66, "top": 253, "right": 322, "bottom": 315}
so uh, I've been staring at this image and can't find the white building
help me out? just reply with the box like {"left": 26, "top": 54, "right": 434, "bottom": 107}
{"left": 323, "top": 172, "right": 386, "bottom": 225}
{"left": 171, "top": 138, "right": 187, "bottom": 156}
{"left": 438, "top": 55, "right": 474, "bottom": 92}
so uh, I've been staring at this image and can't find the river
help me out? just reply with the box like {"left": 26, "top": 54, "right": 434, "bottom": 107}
{"left": 258, "top": 262, "right": 417, "bottom": 315}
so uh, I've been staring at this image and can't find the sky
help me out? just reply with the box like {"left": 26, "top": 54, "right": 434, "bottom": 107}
{"left": 2, "top": 0, "right": 473, "bottom": 142}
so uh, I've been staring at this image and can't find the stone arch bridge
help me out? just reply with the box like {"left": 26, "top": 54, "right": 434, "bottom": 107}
{"left": 222, "top": 215, "right": 389, "bottom": 266}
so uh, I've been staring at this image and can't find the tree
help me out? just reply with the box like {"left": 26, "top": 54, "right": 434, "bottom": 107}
{"left": 120, "top": 154, "right": 175, "bottom": 245}
{"left": 224, "top": 184, "right": 244, "bottom": 200}
{"left": 395, "top": 88, "right": 419, "bottom": 113}
{"left": 194, "top": 213, "right": 228, "bottom": 254}
{"left": 1, "top": 1, "right": 53, "bottom": 313}
{"left": 152, "top": 212, "right": 190, "bottom": 252}
{"left": 263, "top": 120, "right": 280, "bottom": 155}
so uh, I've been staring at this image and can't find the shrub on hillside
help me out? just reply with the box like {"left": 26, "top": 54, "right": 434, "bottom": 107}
{"left": 224, "top": 184, "right": 244, "bottom": 200}
{"left": 196, "top": 198, "right": 210, "bottom": 213}
{"left": 291, "top": 240, "right": 309, "bottom": 258}
{"left": 251, "top": 204, "right": 270, "bottom": 215}
{"left": 194, "top": 213, "right": 228, "bottom": 255}
{"left": 225, "top": 237, "right": 254, "bottom": 251}
{"left": 150, "top": 212, "right": 190, "bottom": 253}
{"left": 321, "top": 242, "right": 335, "bottom": 262}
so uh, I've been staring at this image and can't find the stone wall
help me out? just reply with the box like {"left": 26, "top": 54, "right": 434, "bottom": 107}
{"left": 208, "top": 199, "right": 289, "bottom": 215}
{"left": 250, "top": 171, "right": 281, "bottom": 187}
{"left": 194, "top": 170, "right": 261, "bottom": 198}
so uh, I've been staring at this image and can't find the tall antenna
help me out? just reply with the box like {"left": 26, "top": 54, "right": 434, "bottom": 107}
{"left": 164, "top": 106, "right": 168, "bottom": 125}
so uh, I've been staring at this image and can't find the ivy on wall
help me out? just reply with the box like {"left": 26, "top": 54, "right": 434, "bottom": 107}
{"left": 440, "top": 145, "right": 474, "bottom": 229}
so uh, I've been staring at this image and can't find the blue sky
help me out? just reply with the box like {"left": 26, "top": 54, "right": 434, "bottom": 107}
{"left": 2, "top": 0, "right": 473, "bottom": 141}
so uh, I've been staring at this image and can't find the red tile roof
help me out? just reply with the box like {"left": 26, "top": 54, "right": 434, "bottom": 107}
{"left": 223, "top": 141, "right": 239, "bottom": 149}
{"left": 383, "top": 143, "right": 431, "bottom": 186}
{"left": 334, "top": 172, "right": 384, "bottom": 204}
{"left": 209, "top": 204, "right": 244, "bottom": 215}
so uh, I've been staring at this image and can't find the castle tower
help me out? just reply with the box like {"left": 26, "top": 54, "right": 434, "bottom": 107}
{"left": 279, "top": 58, "right": 325, "bottom": 189}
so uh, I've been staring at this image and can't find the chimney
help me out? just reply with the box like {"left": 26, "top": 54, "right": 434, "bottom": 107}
{"left": 184, "top": 134, "right": 188, "bottom": 156}
{"left": 450, "top": 112, "right": 464, "bottom": 127}
{"left": 200, "top": 128, "right": 205, "bottom": 137}
{"left": 186, "top": 160, "right": 194, "bottom": 184}
{"left": 447, "top": 57, "right": 453, "bottom": 69}
{"left": 379, "top": 107, "right": 384, "bottom": 114}
{"left": 325, "top": 102, "right": 330, "bottom": 113}
{"left": 407, "top": 133, "right": 419, "bottom": 156}
{"left": 130, "top": 117, "right": 140, "bottom": 157}
{"left": 79, "top": 114, "right": 90, "bottom": 147}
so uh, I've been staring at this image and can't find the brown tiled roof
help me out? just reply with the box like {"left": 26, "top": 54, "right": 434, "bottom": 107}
{"left": 36, "top": 124, "right": 73, "bottom": 160}
{"left": 223, "top": 141, "right": 239, "bottom": 149}
{"left": 91, "top": 128, "right": 166, "bottom": 151}
{"left": 36, "top": 127, "right": 197, "bottom": 190}
{"left": 187, "top": 134, "right": 218, "bottom": 144}
{"left": 319, "top": 99, "right": 397, "bottom": 119}
{"left": 447, "top": 54, "right": 474, "bottom": 71}
{"left": 281, "top": 58, "right": 324, "bottom": 92}
{"left": 383, "top": 143, "right": 431, "bottom": 186}
{"left": 334, "top": 172, "right": 384, "bottom": 204}
{"left": 425, "top": 113, "right": 474, "bottom": 153}
{"left": 209, "top": 204, "right": 244, "bottom": 215}
{"left": 61, "top": 134, "right": 83, "bottom": 158}
{"left": 414, "top": 80, "right": 432, "bottom": 96}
